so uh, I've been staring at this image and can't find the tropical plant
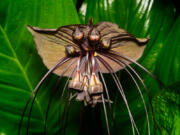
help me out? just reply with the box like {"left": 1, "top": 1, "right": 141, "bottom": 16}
{"left": 0, "top": 0, "right": 180, "bottom": 135}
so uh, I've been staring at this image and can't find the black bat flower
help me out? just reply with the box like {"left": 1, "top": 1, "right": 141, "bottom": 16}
{"left": 19, "top": 18, "right": 159, "bottom": 135}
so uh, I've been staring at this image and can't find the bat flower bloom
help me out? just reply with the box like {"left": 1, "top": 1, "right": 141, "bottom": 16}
{"left": 19, "top": 18, "right": 159, "bottom": 135}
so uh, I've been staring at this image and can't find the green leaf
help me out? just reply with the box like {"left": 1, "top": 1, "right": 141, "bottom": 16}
{"left": 0, "top": 0, "right": 10, "bottom": 27}
{"left": 153, "top": 88, "right": 180, "bottom": 135}
{"left": 152, "top": 15, "right": 180, "bottom": 135}
{"left": 0, "top": 0, "right": 79, "bottom": 134}
{"left": 155, "top": 16, "right": 180, "bottom": 86}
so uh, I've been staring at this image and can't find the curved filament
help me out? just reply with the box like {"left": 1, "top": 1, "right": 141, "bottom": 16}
{"left": 96, "top": 55, "right": 140, "bottom": 135}
{"left": 96, "top": 57, "right": 116, "bottom": 127}
{"left": 107, "top": 51, "right": 158, "bottom": 133}
{"left": 44, "top": 77, "right": 63, "bottom": 135}
{"left": 18, "top": 57, "right": 71, "bottom": 135}
{"left": 99, "top": 71, "right": 115, "bottom": 126}
{"left": 44, "top": 62, "right": 76, "bottom": 135}
{"left": 58, "top": 56, "right": 85, "bottom": 135}
{"left": 109, "top": 50, "right": 164, "bottom": 87}
{"left": 62, "top": 92, "right": 72, "bottom": 135}
{"left": 124, "top": 67, "right": 150, "bottom": 135}
{"left": 101, "top": 94, "right": 111, "bottom": 135}
{"left": 26, "top": 58, "right": 77, "bottom": 135}
{"left": 57, "top": 75, "right": 72, "bottom": 134}
{"left": 101, "top": 53, "right": 151, "bottom": 135}
{"left": 57, "top": 90, "right": 72, "bottom": 135}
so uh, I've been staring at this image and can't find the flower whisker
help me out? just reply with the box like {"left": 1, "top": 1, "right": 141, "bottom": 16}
{"left": 96, "top": 55, "right": 140, "bottom": 135}
{"left": 99, "top": 52, "right": 151, "bottom": 135}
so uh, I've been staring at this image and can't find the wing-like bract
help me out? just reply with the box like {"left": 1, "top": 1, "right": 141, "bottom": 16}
{"left": 96, "top": 22, "right": 149, "bottom": 73}
{"left": 27, "top": 26, "right": 79, "bottom": 76}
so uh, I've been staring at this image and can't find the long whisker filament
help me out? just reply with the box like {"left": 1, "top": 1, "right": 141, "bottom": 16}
{"left": 99, "top": 52, "right": 151, "bottom": 135}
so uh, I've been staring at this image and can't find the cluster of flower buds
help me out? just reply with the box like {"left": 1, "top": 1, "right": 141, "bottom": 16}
{"left": 69, "top": 69, "right": 103, "bottom": 104}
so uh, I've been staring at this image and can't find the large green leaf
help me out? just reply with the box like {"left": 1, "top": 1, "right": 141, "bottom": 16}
{"left": 152, "top": 16, "right": 180, "bottom": 135}
{"left": 0, "top": 0, "right": 79, "bottom": 134}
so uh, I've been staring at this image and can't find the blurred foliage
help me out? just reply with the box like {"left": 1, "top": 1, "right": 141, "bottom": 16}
{"left": 0, "top": 0, "right": 180, "bottom": 135}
